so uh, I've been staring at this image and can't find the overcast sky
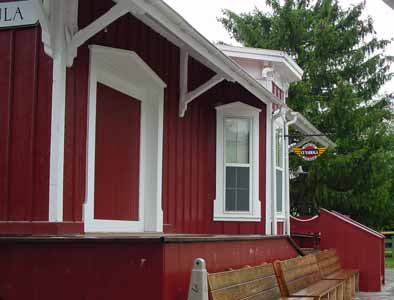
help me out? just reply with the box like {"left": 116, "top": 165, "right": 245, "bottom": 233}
{"left": 164, "top": 0, "right": 394, "bottom": 94}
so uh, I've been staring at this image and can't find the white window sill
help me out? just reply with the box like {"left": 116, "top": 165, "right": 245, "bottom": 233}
{"left": 214, "top": 214, "right": 261, "bottom": 222}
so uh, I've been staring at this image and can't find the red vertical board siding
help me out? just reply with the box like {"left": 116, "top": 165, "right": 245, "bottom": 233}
{"left": 63, "top": 0, "right": 267, "bottom": 233}
{"left": 0, "top": 242, "right": 164, "bottom": 300}
{"left": 94, "top": 84, "right": 140, "bottom": 221}
{"left": 63, "top": 46, "right": 89, "bottom": 222}
{"left": 290, "top": 210, "right": 384, "bottom": 292}
{"left": 0, "top": 26, "right": 52, "bottom": 222}
{"left": 163, "top": 238, "right": 299, "bottom": 300}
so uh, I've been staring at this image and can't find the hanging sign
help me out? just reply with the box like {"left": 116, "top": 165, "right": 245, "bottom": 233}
{"left": 0, "top": 1, "right": 38, "bottom": 29}
{"left": 293, "top": 143, "right": 327, "bottom": 161}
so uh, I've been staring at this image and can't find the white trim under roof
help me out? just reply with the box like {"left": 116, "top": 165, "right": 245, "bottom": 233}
{"left": 383, "top": 0, "right": 394, "bottom": 10}
{"left": 218, "top": 45, "right": 304, "bottom": 83}
{"left": 286, "top": 110, "right": 336, "bottom": 148}
{"left": 114, "top": 0, "right": 284, "bottom": 106}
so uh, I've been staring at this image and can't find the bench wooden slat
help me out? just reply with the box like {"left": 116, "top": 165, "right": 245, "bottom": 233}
{"left": 280, "top": 254, "right": 317, "bottom": 271}
{"left": 290, "top": 279, "right": 343, "bottom": 297}
{"left": 325, "top": 269, "right": 359, "bottom": 280}
{"left": 210, "top": 276, "right": 279, "bottom": 300}
{"left": 207, "top": 263, "right": 283, "bottom": 300}
{"left": 318, "top": 255, "right": 340, "bottom": 268}
{"left": 315, "top": 249, "right": 337, "bottom": 261}
{"left": 274, "top": 255, "right": 345, "bottom": 300}
{"left": 208, "top": 264, "right": 275, "bottom": 290}
{"left": 282, "top": 261, "right": 320, "bottom": 283}
{"left": 314, "top": 249, "right": 360, "bottom": 300}
{"left": 223, "top": 286, "right": 282, "bottom": 300}
{"left": 286, "top": 272, "right": 322, "bottom": 294}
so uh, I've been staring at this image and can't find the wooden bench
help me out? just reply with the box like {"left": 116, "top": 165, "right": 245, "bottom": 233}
{"left": 187, "top": 258, "right": 313, "bottom": 300}
{"left": 315, "top": 249, "right": 359, "bottom": 300}
{"left": 273, "top": 254, "right": 345, "bottom": 300}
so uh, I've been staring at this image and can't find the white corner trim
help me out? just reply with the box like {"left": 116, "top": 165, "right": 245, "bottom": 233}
{"left": 84, "top": 45, "right": 165, "bottom": 233}
{"left": 214, "top": 101, "right": 261, "bottom": 222}
{"left": 265, "top": 103, "right": 273, "bottom": 234}
{"left": 179, "top": 49, "right": 224, "bottom": 117}
{"left": 48, "top": 54, "right": 66, "bottom": 222}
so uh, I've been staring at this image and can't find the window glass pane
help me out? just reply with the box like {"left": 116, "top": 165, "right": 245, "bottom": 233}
{"left": 237, "top": 189, "right": 249, "bottom": 211}
{"left": 275, "top": 127, "right": 283, "bottom": 168}
{"left": 225, "top": 166, "right": 236, "bottom": 188}
{"left": 225, "top": 118, "right": 250, "bottom": 164}
{"left": 237, "top": 167, "right": 249, "bottom": 189}
{"left": 225, "top": 119, "right": 237, "bottom": 163}
{"left": 276, "top": 169, "right": 283, "bottom": 213}
{"left": 225, "top": 189, "right": 236, "bottom": 211}
{"left": 225, "top": 166, "right": 250, "bottom": 212}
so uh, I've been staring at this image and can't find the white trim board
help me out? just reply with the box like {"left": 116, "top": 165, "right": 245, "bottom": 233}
{"left": 84, "top": 45, "right": 165, "bottom": 233}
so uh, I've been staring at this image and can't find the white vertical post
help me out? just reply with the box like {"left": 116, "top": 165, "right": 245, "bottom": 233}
{"left": 265, "top": 104, "right": 273, "bottom": 235}
{"left": 284, "top": 120, "right": 291, "bottom": 235}
{"left": 48, "top": 0, "right": 67, "bottom": 222}
{"left": 188, "top": 258, "right": 209, "bottom": 300}
{"left": 272, "top": 117, "right": 278, "bottom": 235}
{"left": 49, "top": 54, "right": 66, "bottom": 222}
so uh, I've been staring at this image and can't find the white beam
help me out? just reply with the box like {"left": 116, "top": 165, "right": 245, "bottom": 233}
{"left": 179, "top": 49, "right": 189, "bottom": 116}
{"left": 179, "top": 72, "right": 224, "bottom": 117}
{"left": 68, "top": 1, "right": 134, "bottom": 62}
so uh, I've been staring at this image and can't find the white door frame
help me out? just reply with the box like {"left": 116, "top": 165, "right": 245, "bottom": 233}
{"left": 84, "top": 45, "right": 166, "bottom": 233}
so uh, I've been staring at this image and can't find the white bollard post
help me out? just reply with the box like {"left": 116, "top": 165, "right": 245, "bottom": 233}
{"left": 187, "top": 258, "right": 209, "bottom": 300}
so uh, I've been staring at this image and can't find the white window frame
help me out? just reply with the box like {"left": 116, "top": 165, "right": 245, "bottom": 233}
{"left": 214, "top": 102, "right": 261, "bottom": 222}
{"left": 84, "top": 45, "right": 166, "bottom": 233}
{"left": 274, "top": 121, "right": 286, "bottom": 219}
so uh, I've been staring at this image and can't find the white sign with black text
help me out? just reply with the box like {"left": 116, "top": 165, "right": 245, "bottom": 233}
{"left": 0, "top": 1, "right": 38, "bottom": 29}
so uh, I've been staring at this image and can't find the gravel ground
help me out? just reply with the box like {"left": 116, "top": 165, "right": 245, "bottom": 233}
{"left": 357, "top": 269, "right": 394, "bottom": 300}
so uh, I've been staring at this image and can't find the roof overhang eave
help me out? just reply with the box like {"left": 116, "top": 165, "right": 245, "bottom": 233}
{"left": 287, "top": 111, "right": 336, "bottom": 148}
{"left": 217, "top": 44, "right": 304, "bottom": 83}
{"left": 383, "top": 0, "right": 394, "bottom": 10}
{"left": 115, "top": 0, "right": 284, "bottom": 106}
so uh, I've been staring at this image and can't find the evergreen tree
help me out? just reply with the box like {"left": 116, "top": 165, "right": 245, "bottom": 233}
{"left": 220, "top": 0, "right": 394, "bottom": 229}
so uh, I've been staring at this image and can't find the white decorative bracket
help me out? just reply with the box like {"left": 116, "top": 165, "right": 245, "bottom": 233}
{"left": 179, "top": 49, "right": 225, "bottom": 117}
{"left": 67, "top": 1, "right": 135, "bottom": 66}
{"left": 32, "top": 0, "right": 137, "bottom": 67}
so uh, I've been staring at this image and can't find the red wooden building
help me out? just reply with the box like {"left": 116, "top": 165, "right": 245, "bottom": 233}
{"left": 0, "top": 0, "right": 334, "bottom": 299}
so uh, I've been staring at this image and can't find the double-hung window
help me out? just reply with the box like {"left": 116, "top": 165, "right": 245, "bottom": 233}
{"left": 214, "top": 102, "right": 261, "bottom": 221}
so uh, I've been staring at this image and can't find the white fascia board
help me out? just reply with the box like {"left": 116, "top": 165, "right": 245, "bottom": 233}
{"left": 115, "top": 0, "right": 284, "bottom": 106}
{"left": 383, "top": 0, "right": 394, "bottom": 10}
{"left": 218, "top": 45, "right": 304, "bottom": 83}
{"left": 289, "top": 112, "right": 336, "bottom": 148}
